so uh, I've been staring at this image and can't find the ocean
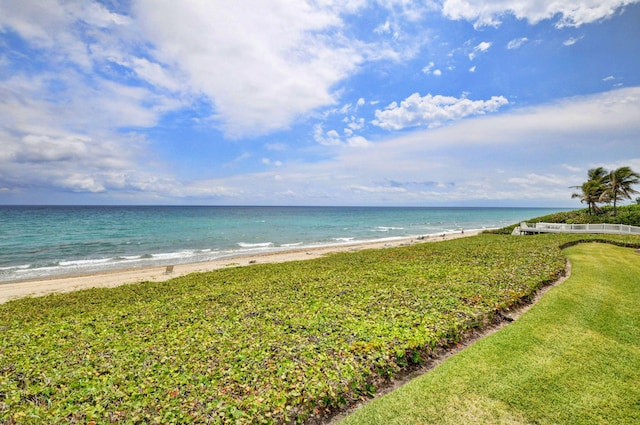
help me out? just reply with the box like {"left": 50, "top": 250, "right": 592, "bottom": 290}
{"left": 0, "top": 206, "right": 568, "bottom": 283}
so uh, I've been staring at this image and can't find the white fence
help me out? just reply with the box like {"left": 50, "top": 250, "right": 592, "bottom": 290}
{"left": 514, "top": 222, "right": 640, "bottom": 236}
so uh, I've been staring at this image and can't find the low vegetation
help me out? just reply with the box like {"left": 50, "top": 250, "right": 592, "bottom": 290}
{"left": 539, "top": 203, "right": 640, "bottom": 225}
{"left": 487, "top": 203, "right": 640, "bottom": 234}
{"left": 339, "top": 242, "right": 640, "bottom": 425}
{"left": 2, "top": 233, "right": 639, "bottom": 424}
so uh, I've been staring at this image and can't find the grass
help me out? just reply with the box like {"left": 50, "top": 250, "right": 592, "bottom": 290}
{"left": 1, "top": 234, "right": 639, "bottom": 424}
{"left": 338, "top": 242, "right": 640, "bottom": 425}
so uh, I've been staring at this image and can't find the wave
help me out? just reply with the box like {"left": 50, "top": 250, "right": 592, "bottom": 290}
{"left": 59, "top": 258, "right": 113, "bottom": 267}
{"left": 372, "top": 226, "right": 405, "bottom": 232}
{"left": 0, "top": 264, "right": 31, "bottom": 271}
{"left": 280, "top": 242, "right": 303, "bottom": 247}
{"left": 237, "top": 242, "right": 274, "bottom": 248}
{"left": 333, "top": 237, "right": 355, "bottom": 242}
{"left": 117, "top": 255, "right": 145, "bottom": 261}
{"left": 150, "top": 251, "right": 199, "bottom": 260}
{"left": 0, "top": 249, "right": 219, "bottom": 283}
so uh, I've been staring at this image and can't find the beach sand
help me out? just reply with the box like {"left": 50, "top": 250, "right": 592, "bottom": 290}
{"left": 0, "top": 230, "right": 479, "bottom": 304}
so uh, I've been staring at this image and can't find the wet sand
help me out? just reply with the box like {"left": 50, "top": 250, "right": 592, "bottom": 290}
{"left": 0, "top": 230, "right": 479, "bottom": 304}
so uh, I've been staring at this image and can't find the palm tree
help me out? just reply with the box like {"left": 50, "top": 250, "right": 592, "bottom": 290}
{"left": 600, "top": 166, "right": 640, "bottom": 216}
{"left": 572, "top": 179, "right": 604, "bottom": 215}
{"left": 571, "top": 167, "right": 607, "bottom": 215}
{"left": 587, "top": 166, "right": 608, "bottom": 183}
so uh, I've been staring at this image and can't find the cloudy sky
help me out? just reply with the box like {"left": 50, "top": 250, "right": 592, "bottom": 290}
{"left": 1, "top": 0, "right": 639, "bottom": 206}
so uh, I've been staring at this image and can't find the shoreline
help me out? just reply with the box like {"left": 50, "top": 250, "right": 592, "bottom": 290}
{"left": 0, "top": 230, "right": 479, "bottom": 304}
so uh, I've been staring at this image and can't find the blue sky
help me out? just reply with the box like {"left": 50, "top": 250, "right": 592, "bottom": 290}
{"left": 1, "top": 0, "right": 639, "bottom": 206}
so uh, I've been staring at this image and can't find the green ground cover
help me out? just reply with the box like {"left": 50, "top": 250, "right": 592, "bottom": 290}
{"left": 1, "top": 233, "right": 639, "bottom": 424}
{"left": 489, "top": 204, "right": 640, "bottom": 234}
{"left": 339, "top": 242, "right": 640, "bottom": 425}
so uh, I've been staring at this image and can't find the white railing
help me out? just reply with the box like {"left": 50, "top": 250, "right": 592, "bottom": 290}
{"left": 515, "top": 222, "right": 640, "bottom": 235}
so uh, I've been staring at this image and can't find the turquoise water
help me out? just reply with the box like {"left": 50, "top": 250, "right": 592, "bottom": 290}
{"left": 0, "top": 206, "right": 568, "bottom": 282}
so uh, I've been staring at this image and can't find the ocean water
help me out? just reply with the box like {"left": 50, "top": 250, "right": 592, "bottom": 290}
{"left": 0, "top": 206, "right": 568, "bottom": 283}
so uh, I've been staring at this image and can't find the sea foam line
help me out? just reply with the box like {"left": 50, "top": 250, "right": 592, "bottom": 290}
{"left": 237, "top": 242, "right": 274, "bottom": 248}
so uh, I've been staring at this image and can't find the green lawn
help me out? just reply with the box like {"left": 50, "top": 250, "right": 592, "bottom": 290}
{"left": 338, "top": 242, "right": 640, "bottom": 425}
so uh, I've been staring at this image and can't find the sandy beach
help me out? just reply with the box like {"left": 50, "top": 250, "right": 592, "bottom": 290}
{"left": 0, "top": 230, "right": 479, "bottom": 304}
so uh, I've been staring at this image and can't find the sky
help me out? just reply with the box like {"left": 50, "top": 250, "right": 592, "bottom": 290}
{"left": 1, "top": 0, "right": 640, "bottom": 207}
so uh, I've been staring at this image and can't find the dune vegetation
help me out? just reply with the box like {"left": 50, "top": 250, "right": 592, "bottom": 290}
{"left": 488, "top": 204, "right": 640, "bottom": 234}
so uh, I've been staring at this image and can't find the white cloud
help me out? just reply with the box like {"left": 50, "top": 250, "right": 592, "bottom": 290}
{"left": 441, "top": 0, "right": 639, "bottom": 28}
{"left": 476, "top": 41, "right": 492, "bottom": 51}
{"left": 120, "top": 0, "right": 428, "bottom": 138}
{"left": 131, "top": 0, "right": 387, "bottom": 138}
{"left": 0, "top": 71, "right": 179, "bottom": 135}
{"left": 344, "top": 116, "right": 365, "bottom": 130}
{"left": 346, "top": 136, "right": 370, "bottom": 147}
{"left": 0, "top": 65, "right": 178, "bottom": 198}
{"left": 327, "top": 129, "right": 341, "bottom": 139}
{"left": 374, "top": 19, "right": 392, "bottom": 34}
{"left": 0, "top": 0, "right": 131, "bottom": 70}
{"left": 123, "top": 57, "right": 185, "bottom": 92}
{"left": 507, "top": 173, "right": 566, "bottom": 187}
{"left": 469, "top": 66, "right": 476, "bottom": 72}
{"left": 563, "top": 37, "right": 583, "bottom": 46}
{"left": 422, "top": 61, "right": 435, "bottom": 73}
{"left": 603, "top": 75, "right": 616, "bottom": 81}
{"left": 507, "top": 37, "right": 529, "bottom": 49}
{"left": 562, "top": 164, "right": 583, "bottom": 172}
{"left": 469, "top": 41, "right": 491, "bottom": 60}
{"left": 313, "top": 123, "right": 369, "bottom": 147}
{"left": 15, "top": 134, "right": 90, "bottom": 163}
{"left": 262, "top": 158, "right": 283, "bottom": 166}
{"left": 0, "top": 128, "right": 153, "bottom": 194}
{"left": 350, "top": 185, "right": 407, "bottom": 194}
{"left": 372, "top": 93, "right": 509, "bottom": 130}
{"left": 313, "top": 124, "right": 342, "bottom": 146}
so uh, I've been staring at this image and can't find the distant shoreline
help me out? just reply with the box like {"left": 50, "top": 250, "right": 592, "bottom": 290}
{"left": 0, "top": 230, "right": 480, "bottom": 304}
